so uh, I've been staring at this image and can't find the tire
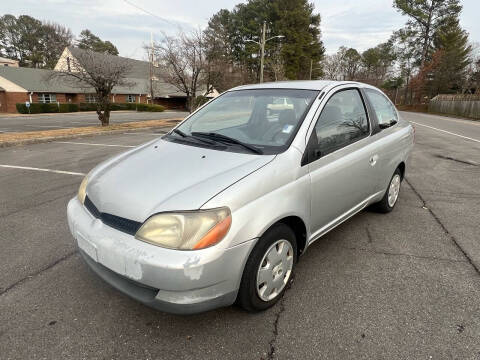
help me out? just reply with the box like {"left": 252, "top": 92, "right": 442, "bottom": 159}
{"left": 374, "top": 168, "right": 402, "bottom": 213}
{"left": 237, "top": 223, "right": 297, "bottom": 312}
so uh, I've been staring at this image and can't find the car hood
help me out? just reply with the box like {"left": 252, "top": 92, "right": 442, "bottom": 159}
{"left": 86, "top": 139, "right": 275, "bottom": 222}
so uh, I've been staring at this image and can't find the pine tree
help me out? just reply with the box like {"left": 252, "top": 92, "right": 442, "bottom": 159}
{"left": 77, "top": 29, "right": 118, "bottom": 56}
{"left": 393, "top": 0, "right": 462, "bottom": 66}
{"left": 430, "top": 17, "right": 471, "bottom": 93}
{"left": 204, "top": 0, "right": 325, "bottom": 83}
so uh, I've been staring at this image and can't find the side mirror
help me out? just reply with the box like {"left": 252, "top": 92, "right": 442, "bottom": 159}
{"left": 379, "top": 119, "right": 398, "bottom": 129}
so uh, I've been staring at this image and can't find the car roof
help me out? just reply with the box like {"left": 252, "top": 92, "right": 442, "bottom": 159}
{"left": 229, "top": 80, "right": 369, "bottom": 92}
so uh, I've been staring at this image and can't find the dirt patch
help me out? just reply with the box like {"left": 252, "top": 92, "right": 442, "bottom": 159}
{"left": 0, "top": 118, "right": 182, "bottom": 147}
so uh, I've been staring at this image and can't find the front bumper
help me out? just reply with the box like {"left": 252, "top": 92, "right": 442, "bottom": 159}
{"left": 67, "top": 198, "right": 257, "bottom": 314}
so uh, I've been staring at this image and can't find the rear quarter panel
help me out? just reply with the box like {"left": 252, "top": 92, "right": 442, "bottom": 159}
{"left": 370, "top": 117, "right": 414, "bottom": 195}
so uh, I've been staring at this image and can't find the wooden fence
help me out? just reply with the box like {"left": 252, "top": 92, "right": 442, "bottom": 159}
{"left": 429, "top": 94, "right": 480, "bottom": 120}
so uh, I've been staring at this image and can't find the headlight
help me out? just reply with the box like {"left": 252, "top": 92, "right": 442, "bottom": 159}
{"left": 135, "top": 207, "right": 231, "bottom": 250}
{"left": 78, "top": 175, "right": 89, "bottom": 204}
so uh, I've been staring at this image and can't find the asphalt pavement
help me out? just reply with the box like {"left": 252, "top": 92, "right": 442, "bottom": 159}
{"left": 0, "top": 110, "right": 189, "bottom": 133}
{"left": 0, "top": 112, "right": 479, "bottom": 359}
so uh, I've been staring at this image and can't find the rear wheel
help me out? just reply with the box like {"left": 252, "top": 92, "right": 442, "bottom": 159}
{"left": 374, "top": 168, "right": 402, "bottom": 213}
{"left": 237, "top": 223, "right": 297, "bottom": 312}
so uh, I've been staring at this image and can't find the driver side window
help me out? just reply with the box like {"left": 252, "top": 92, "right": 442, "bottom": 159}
{"left": 312, "top": 89, "right": 369, "bottom": 158}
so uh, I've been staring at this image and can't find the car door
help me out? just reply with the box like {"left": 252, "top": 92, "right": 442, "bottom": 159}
{"left": 363, "top": 88, "right": 402, "bottom": 194}
{"left": 303, "top": 87, "right": 376, "bottom": 240}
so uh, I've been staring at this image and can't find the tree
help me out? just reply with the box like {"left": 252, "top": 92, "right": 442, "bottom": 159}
{"left": 340, "top": 47, "right": 362, "bottom": 80}
{"left": 391, "top": 28, "right": 418, "bottom": 104}
{"left": 321, "top": 53, "right": 342, "bottom": 80}
{"left": 203, "top": 9, "right": 247, "bottom": 92}
{"left": 409, "top": 49, "right": 444, "bottom": 102}
{"left": 0, "top": 14, "right": 21, "bottom": 61}
{"left": 383, "top": 76, "right": 404, "bottom": 103}
{"left": 431, "top": 17, "right": 471, "bottom": 93}
{"left": 393, "top": 0, "right": 462, "bottom": 66}
{"left": 11, "top": 15, "right": 44, "bottom": 67}
{"left": 50, "top": 49, "right": 132, "bottom": 125}
{"left": 270, "top": 0, "right": 325, "bottom": 79}
{"left": 464, "top": 43, "right": 480, "bottom": 94}
{"left": 204, "top": 0, "right": 325, "bottom": 83}
{"left": 41, "top": 22, "right": 73, "bottom": 68}
{"left": 77, "top": 29, "right": 118, "bottom": 55}
{"left": 153, "top": 31, "right": 207, "bottom": 112}
{"left": 409, "top": 17, "right": 472, "bottom": 100}
{"left": 361, "top": 42, "right": 396, "bottom": 85}
{"left": 0, "top": 14, "right": 73, "bottom": 68}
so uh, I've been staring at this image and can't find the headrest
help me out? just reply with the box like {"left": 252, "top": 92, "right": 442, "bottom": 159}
{"left": 278, "top": 109, "right": 296, "bottom": 125}
{"left": 321, "top": 105, "right": 342, "bottom": 122}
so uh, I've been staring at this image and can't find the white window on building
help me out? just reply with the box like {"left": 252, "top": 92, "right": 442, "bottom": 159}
{"left": 37, "top": 93, "right": 57, "bottom": 104}
{"left": 126, "top": 95, "right": 136, "bottom": 103}
{"left": 85, "top": 94, "right": 97, "bottom": 103}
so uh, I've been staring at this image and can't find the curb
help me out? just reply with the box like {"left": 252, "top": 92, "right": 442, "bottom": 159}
{"left": 0, "top": 123, "right": 179, "bottom": 148}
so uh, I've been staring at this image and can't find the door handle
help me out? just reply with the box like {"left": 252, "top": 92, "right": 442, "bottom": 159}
{"left": 369, "top": 155, "right": 378, "bottom": 166}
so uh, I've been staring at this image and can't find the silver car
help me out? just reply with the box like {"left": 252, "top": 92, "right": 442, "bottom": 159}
{"left": 67, "top": 81, "right": 414, "bottom": 314}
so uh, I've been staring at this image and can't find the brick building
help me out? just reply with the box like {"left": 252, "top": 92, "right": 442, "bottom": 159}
{"left": 0, "top": 47, "right": 218, "bottom": 113}
{"left": 56, "top": 47, "right": 218, "bottom": 110}
{"left": 0, "top": 66, "right": 149, "bottom": 113}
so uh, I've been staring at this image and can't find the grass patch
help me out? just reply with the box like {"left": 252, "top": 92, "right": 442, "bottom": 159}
{"left": 0, "top": 118, "right": 182, "bottom": 146}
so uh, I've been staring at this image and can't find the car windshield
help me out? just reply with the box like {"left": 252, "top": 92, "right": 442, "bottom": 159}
{"left": 167, "top": 89, "right": 319, "bottom": 154}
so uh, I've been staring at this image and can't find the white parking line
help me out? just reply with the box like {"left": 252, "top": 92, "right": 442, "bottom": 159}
{"left": 57, "top": 141, "right": 135, "bottom": 148}
{"left": 0, "top": 164, "right": 85, "bottom": 176}
{"left": 411, "top": 121, "right": 480, "bottom": 144}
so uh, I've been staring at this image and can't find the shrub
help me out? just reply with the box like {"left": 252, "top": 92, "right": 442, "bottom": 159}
{"left": 126, "top": 103, "right": 137, "bottom": 110}
{"left": 58, "top": 103, "right": 79, "bottom": 112}
{"left": 16, "top": 103, "right": 59, "bottom": 114}
{"left": 79, "top": 103, "right": 97, "bottom": 111}
{"left": 134, "top": 103, "right": 165, "bottom": 112}
{"left": 16, "top": 102, "right": 165, "bottom": 114}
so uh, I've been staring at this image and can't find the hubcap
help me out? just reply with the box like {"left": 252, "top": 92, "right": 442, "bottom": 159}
{"left": 388, "top": 174, "right": 401, "bottom": 207}
{"left": 256, "top": 239, "right": 294, "bottom": 302}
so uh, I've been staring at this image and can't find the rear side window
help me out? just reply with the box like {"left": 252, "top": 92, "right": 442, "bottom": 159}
{"left": 364, "top": 89, "right": 397, "bottom": 126}
{"left": 313, "top": 89, "right": 369, "bottom": 156}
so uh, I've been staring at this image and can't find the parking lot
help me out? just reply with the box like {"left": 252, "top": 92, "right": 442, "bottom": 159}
{"left": 1, "top": 111, "right": 480, "bottom": 359}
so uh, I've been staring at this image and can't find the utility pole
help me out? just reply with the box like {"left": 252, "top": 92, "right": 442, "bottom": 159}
{"left": 149, "top": 32, "right": 154, "bottom": 104}
{"left": 260, "top": 21, "right": 266, "bottom": 83}
{"left": 245, "top": 23, "right": 284, "bottom": 84}
{"left": 309, "top": 59, "right": 321, "bottom": 80}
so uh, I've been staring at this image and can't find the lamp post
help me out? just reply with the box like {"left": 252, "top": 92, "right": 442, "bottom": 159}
{"left": 245, "top": 21, "right": 284, "bottom": 83}
{"left": 309, "top": 59, "right": 322, "bottom": 80}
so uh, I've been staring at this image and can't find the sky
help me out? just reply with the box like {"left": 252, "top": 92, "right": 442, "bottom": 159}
{"left": 3, "top": 0, "right": 480, "bottom": 60}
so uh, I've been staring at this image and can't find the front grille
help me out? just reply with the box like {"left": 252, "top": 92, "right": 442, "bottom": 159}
{"left": 84, "top": 195, "right": 142, "bottom": 235}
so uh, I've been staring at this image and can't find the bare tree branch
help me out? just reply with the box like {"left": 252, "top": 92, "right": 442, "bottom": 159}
{"left": 153, "top": 30, "right": 207, "bottom": 112}
{"left": 49, "top": 48, "right": 132, "bottom": 125}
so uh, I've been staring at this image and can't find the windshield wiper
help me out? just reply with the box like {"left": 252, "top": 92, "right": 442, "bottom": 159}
{"left": 172, "top": 128, "right": 187, "bottom": 137}
{"left": 191, "top": 132, "right": 263, "bottom": 154}
{"left": 170, "top": 128, "right": 217, "bottom": 145}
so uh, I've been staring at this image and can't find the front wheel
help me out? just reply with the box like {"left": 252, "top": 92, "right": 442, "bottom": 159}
{"left": 237, "top": 223, "right": 297, "bottom": 312}
{"left": 374, "top": 168, "right": 402, "bottom": 213}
